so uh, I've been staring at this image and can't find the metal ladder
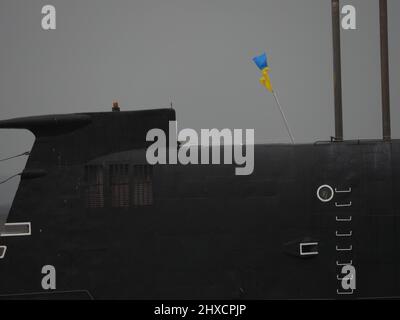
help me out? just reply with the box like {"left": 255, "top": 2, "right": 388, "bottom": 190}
{"left": 334, "top": 187, "right": 354, "bottom": 295}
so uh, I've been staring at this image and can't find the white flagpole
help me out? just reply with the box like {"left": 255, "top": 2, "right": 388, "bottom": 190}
{"left": 271, "top": 90, "right": 295, "bottom": 144}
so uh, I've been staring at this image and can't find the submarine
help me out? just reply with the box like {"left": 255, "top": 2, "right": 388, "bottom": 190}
{"left": 0, "top": 0, "right": 398, "bottom": 299}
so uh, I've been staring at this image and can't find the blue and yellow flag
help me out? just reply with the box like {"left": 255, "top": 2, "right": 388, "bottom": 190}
{"left": 253, "top": 53, "right": 273, "bottom": 93}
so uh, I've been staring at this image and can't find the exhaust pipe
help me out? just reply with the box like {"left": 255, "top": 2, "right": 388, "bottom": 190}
{"left": 331, "top": 0, "right": 343, "bottom": 141}
{"left": 379, "top": 0, "right": 391, "bottom": 141}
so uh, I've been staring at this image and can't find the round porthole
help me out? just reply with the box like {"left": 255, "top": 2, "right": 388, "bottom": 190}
{"left": 317, "top": 184, "right": 334, "bottom": 203}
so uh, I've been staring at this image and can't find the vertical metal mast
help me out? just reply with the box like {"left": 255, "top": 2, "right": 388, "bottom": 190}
{"left": 379, "top": 0, "right": 391, "bottom": 141}
{"left": 331, "top": 0, "right": 343, "bottom": 141}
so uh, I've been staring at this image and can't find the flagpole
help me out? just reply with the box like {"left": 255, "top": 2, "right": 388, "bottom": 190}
{"left": 253, "top": 52, "right": 295, "bottom": 144}
{"left": 271, "top": 90, "right": 295, "bottom": 144}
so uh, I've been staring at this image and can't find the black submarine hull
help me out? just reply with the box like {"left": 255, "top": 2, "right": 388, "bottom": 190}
{"left": 0, "top": 110, "right": 399, "bottom": 299}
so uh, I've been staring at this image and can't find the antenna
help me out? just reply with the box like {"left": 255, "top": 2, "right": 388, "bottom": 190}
{"left": 379, "top": 0, "right": 391, "bottom": 141}
{"left": 331, "top": 0, "right": 343, "bottom": 141}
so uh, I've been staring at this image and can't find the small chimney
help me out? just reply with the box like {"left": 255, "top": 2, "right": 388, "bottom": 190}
{"left": 112, "top": 100, "right": 120, "bottom": 112}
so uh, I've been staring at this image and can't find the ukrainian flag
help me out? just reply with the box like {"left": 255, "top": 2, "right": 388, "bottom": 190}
{"left": 253, "top": 53, "right": 273, "bottom": 93}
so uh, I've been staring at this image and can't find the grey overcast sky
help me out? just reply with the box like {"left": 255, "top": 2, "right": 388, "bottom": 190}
{"left": 0, "top": 0, "right": 399, "bottom": 205}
